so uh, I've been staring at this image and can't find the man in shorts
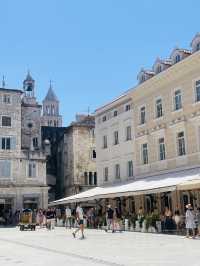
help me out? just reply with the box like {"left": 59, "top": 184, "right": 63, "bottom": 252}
{"left": 72, "top": 204, "right": 85, "bottom": 239}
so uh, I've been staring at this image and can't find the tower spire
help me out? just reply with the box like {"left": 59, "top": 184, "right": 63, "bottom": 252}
{"left": 2, "top": 75, "right": 5, "bottom": 88}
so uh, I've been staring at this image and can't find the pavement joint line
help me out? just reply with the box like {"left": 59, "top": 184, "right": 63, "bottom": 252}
{"left": 0, "top": 237, "right": 125, "bottom": 266}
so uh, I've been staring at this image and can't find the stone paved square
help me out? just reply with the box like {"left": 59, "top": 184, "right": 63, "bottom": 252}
{"left": 0, "top": 227, "right": 200, "bottom": 266}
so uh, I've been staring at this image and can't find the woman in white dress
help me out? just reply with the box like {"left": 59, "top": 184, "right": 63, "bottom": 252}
{"left": 185, "top": 204, "right": 196, "bottom": 238}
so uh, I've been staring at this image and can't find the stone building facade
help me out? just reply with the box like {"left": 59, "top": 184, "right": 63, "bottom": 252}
{"left": 95, "top": 33, "right": 200, "bottom": 214}
{"left": 0, "top": 89, "right": 48, "bottom": 215}
{"left": 95, "top": 95, "right": 134, "bottom": 186}
{"left": 0, "top": 79, "right": 48, "bottom": 214}
{"left": 58, "top": 115, "right": 97, "bottom": 197}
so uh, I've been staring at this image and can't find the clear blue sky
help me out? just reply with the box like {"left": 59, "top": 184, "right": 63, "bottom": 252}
{"left": 0, "top": 0, "right": 199, "bottom": 125}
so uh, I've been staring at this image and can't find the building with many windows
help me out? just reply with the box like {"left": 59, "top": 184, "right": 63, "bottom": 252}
{"left": 58, "top": 114, "right": 97, "bottom": 197}
{"left": 92, "top": 33, "right": 200, "bottom": 215}
{"left": 0, "top": 76, "right": 48, "bottom": 214}
{"left": 95, "top": 94, "right": 134, "bottom": 186}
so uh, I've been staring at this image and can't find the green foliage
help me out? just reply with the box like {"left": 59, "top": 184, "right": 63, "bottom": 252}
{"left": 145, "top": 213, "right": 160, "bottom": 229}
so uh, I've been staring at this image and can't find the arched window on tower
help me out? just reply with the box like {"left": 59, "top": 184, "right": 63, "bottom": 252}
{"left": 54, "top": 120, "right": 57, "bottom": 127}
{"left": 52, "top": 105, "right": 55, "bottom": 115}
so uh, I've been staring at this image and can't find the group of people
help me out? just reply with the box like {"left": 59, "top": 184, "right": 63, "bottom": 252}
{"left": 2, "top": 203, "right": 200, "bottom": 239}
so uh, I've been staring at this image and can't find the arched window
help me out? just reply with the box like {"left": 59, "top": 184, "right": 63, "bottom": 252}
{"left": 197, "top": 43, "right": 200, "bottom": 51}
{"left": 54, "top": 120, "right": 57, "bottom": 127}
{"left": 175, "top": 54, "right": 181, "bottom": 63}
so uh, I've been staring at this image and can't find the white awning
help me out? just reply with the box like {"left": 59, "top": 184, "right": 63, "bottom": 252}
{"left": 50, "top": 168, "right": 200, "bottom": 205}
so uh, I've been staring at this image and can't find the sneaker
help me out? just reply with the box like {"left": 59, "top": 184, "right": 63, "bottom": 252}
{"left": 72, "top": 232, "right": 76, "bottom": 238}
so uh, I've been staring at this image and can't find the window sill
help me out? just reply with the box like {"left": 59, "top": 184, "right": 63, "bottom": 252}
{"left": 125, "top": 139, "right": 132, "bottom": 142}
{"left": 137, "top": 123, "right": 146, "bottom": 128}
{"left": 192, "top": 101, "right": 200, "bottom": 106}
{"left": 171, "top": 108, "right": 183, "bottom": 113}
{"left": 154, "top": 116, "right": 164, "bottom": 121}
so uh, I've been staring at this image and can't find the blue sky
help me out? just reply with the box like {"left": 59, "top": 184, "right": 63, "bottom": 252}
{"left": 0, "top": 0, "right": 199, "bottom": 125}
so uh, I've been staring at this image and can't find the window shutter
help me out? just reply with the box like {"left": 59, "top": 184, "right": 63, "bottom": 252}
{"left": 0, "top": 161, "right": 3, "bottom": 176}
{"left": 11, "top": 137, "right": 16, "bottom": 150}
{"left": 32, "top": 164, "right": 36, "bottom": 177}
{"left": 2, "top": 160, "right": 11, "bottom": 177}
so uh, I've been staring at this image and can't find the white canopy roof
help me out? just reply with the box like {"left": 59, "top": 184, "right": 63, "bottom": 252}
{"left": 50, "top": 168, "right": 200, "bottom": 205}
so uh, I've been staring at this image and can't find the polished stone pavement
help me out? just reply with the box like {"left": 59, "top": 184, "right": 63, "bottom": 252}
{"left": 0, "top": 227, "right": 200, "bottom": 266}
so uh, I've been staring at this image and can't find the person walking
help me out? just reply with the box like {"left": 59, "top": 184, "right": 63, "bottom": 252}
{"left": 196, "top": 207, "right": 200, "bottom": 237}
{"left": 37, "top": 209, "right": 44, "bottom": 228}
{"left": 185, "top": 204, "right": 196, "bottom": 239}
{"left": 72, "top": 204, "right": 85, "bottom": 239}
{"left": 65, "top": 206, "right": 72, "bottom": 229}
{"left": 105, "top": 205, "right": 114, "bottom": 233}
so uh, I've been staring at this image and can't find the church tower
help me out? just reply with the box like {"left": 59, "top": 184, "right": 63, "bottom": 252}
{"left": 23, "top": 71, "right": 36, "bottom": 104}
{"left": 21, "top": 71, "right": 42, "bottom": 150}
{"left": 41, "top": 82, "right": 62, "bottom": 127}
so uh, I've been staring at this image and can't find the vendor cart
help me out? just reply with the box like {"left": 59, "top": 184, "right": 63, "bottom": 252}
{"left": 19, "top": 209, "right": 36, "bottom": 231}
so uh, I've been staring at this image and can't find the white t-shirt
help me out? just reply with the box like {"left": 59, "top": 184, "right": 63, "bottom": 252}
{"left": 76, "top": 206, "right": 84, "bottom": 220}
{"left": 65, "top": 208, "right": 72, "bottom": 218}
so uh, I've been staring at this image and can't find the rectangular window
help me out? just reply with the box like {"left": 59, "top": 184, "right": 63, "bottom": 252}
{"left": 159, "top": 138, "right": 166, "bottom": 160}
{"left": 1, "top": 137, "right": 11, "bottom": 150}
{"left": 177, "top": 132, "right": 186, "bottom": 156}
{"left": 102, "top": 116, "right": 107, "bottom": 122}
{"left": 125, "top": 104, "right": 131, "bottom": 111}
{"left": 142, "top": 143, "right": 148, "bottom": 165}
{"left": 128, "top": 161, "right": 133, "bottom": 177}
{"left": 84, "top": 172, "right": 88, "bottom": 185}
{"left": 28, "top": 162, "right": 36, "bottom": 178}
{"left": 0, "top": 160, "right": 11, "bottom": 178}
{"left": 113, "top": 110, "right": 118, "bottom": 117}
{"left": 174, "top": 90, "right": 182, "bottom": 110}
{"left": 196, "top": 80, "right": 200, "bottom": 102}
{"left": 140, "top": 106, "right": 146, "bottom": 124}
{"left": 104, "top": 167, "right": 108, "bottom": 182}
{"left": 114, "top": 131, "right": 119, "bottom": 145}
{"left": 103, "top": 135, "right": 107, "bottom": 149}
{"left": 94, "top": 172, "right": 97, "bottom": 185}
{"left": 126, "top": 126, "right": 132, "bottom": 141}
{"left": 115, "top": 164, "right": 120, "bottom": 179}
{"left": 89, "top": 172, "right": 93, "bottom": 185}
{"left": 156, "top": 98, "right": 163, "bottom": 118}
{"left": 2, "top": 116, "right": 11, "bottom": 127}
{"left": 33, "top": 137, "right": 38, "bottom": 148}
{"left": 3, "top": 95, "right": 11, "bottom": 104}
{"left": 92, "top": 149, "right": 96, "bottom": 159}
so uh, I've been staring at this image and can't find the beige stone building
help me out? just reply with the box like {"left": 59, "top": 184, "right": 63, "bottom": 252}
{"left": 0, "top": 73, "right": 49, "bottom": 216}
{"left": 58, "top": 115, "right": 97, "bottom": 197}
{"left": 94, "top": 33, "right": 200, "bottom": 215}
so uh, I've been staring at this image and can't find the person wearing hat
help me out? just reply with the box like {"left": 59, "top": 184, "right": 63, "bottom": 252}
{"left": 185, "top": 204, "right": 196, "bottom": 238}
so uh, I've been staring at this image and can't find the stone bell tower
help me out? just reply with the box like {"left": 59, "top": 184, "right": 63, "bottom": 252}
{"left": 41, "top": 81, "right": 62, "bottom": 127}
